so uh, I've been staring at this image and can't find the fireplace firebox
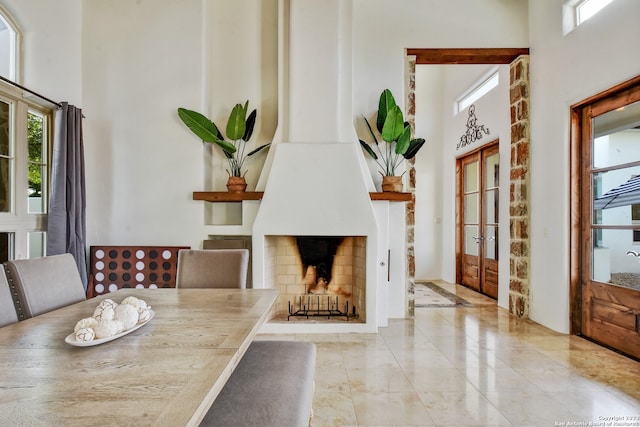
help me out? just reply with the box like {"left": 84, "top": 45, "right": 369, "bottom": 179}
{"left": 264, "top": 235, "right": 366, "bottom": 323}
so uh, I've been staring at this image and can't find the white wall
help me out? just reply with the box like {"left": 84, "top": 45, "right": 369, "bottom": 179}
{"left": 528, "top": 0, "right": 640, "bottom": 333}
{"left": 81, "top": 0, "right": 206, "bottom": 248}
{"left": 79, "top": 0, "right": 277, "bottom": 249}
{"left": 414, "top": 66, "right": 444, "bottom": 281}
{"left": 1, "top": 0, "right": 82, "bottom": 104}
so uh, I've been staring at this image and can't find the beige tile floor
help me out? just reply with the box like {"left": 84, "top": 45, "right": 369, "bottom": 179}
{"left": 259, "top": 280, "right": 640, "bottom": 426}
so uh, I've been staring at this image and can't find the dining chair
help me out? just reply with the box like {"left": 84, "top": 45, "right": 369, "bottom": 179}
{"left": 0, "top": 267, "right": 18, "bottom": 327}
{"left": 176, "top": 249, "right": 249, "bottom": 289}
{"left": 6, "top": 253, "right": 87, "bottom": 319}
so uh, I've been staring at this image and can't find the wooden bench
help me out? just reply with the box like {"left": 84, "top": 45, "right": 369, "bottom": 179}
{"left": 200, "top": 340, "right": 316, "bottom": 427}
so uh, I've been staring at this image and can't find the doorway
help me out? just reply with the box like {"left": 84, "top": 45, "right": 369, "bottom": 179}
{"left": 456, "top": 141, "right": 499, "bottom": 299}
{"left": 571, "top": 75, "right": 640, "bottom": 359}
{"left": 406, "top": 48, "right": 529, "bottom": 315}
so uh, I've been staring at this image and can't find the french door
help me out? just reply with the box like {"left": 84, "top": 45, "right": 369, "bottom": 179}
{"left": 575, "top": 79, "right": 640, "bottom": 359}
{"left": 457, "top": 142, "right": 499, "bottom": 299}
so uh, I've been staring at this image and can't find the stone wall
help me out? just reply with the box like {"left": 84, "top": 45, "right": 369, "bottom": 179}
{"left": 509, "top": 55, "right": 531, "bottom": 318}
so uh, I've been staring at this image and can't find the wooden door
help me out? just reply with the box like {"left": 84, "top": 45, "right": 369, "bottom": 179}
{"left": 579, "top": 83, "right": 640, "bottom": 359}
{"left": 457, "top": 142, "right": 499, "bottom": 299}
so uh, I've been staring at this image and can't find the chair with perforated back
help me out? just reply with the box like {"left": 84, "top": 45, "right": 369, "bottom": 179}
{"left": 0, "top": 267, "right": 18, "bottom": 327}
{"left": 6, "top": 253, "right": 87, "bottom": 319}
{"left": 176, "top": 249, "right": 249, "bottom": 289}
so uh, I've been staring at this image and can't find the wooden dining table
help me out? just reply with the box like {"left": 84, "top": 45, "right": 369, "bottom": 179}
{"left": 0, "top": 288, "right": 278, "bottom": 426}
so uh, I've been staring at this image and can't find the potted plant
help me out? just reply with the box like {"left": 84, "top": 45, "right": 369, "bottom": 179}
{"left": 177, "top": 101, "right": 270, "bottom": 192}
{"left": 359, "top": 89, "right": 426, "bottom": 192}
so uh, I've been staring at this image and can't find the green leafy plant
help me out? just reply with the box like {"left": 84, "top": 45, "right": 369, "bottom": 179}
{"left": 359, "top": 89, "right": 425, "bottom": 176}
{"left": 177, "top": 101, "right": 270, "bottom": 177}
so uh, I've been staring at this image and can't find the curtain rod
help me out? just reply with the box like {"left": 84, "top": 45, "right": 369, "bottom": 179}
{"left": 0, "top": 75, "right": 62, "bottom": 108}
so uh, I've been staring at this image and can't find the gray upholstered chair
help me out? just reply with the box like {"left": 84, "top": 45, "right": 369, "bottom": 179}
{"left": 6, "top": 253, "right": 86, "bottom": 319}
{"left": 0, "top": 267, "right": 18, "bottom": 327}
{"left": 176, "top": 249, "right": 249, "bottom": 289}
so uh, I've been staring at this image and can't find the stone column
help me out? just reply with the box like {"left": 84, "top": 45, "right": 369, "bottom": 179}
{"left": 509, "top": 55, "right": 531, "bottom": 318}
{"left": 406, "top": 55, "right": 417, "bottom": 316}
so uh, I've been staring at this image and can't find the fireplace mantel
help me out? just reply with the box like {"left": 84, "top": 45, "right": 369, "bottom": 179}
{"left": 193, "top": 191, "right": 264, "bottom": 202}
{"left": 192, "top": 191, "right": 411, "bottom": 202}
{"left": 368, "top": 192, "right": 412, "bottom": 202}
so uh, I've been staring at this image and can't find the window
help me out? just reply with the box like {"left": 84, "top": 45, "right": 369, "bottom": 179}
{"left": 564, "top": 0, "right": 616, "bottom": 34}
{"left": 455, "top": 69, "right": 499, "bottom": 114}
{"left": 594, "top": 174, "right": 603, "bottom": 247}
{"left": 576, "top": 0, "right": 614, "bottom": 25}
{"left": 633, "top": 201, "right": 640, "bottom": 244}
{"left": 0, "top": 88, "right": 51, "bottom": 263}
{"left": 28, "top": 110, "right": 47, "bottom": 213}
{"left": 0, "top": 4, "right": 19, "bottom": 81}
{"left": 0, "top": 8, "right": 49, "bottom": 263}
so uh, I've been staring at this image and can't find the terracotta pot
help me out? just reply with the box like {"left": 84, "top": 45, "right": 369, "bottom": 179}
{"left": 381, "top": 175, "right": 403, "bottom": 192}
{"left": 226, "top": 176, "right": 247, "bottom": 193}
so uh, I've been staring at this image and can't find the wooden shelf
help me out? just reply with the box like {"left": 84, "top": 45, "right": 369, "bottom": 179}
{"left": 369, "top": 192, "right": 412, "bottom": 201}
{"left": 192, "top": 191, "right": 264, "bottom": 202}
{"left": 193, "top": 191, "right": 411, "bottom": 202}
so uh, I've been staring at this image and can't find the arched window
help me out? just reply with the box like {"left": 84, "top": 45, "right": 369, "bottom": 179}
{"left": 0, "top": 4, "right": 20, "bottom": 82}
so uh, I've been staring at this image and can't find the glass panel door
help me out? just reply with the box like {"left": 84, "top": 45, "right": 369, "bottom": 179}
{"left": 464, "top": 161, "right": 480, "bottom": 257}
{"left": 484, "top": 152, "right": 499, "bottom": 261}
{"left": 481, "top": 147, "right": 499, "bottom": 298}
{"left": 458, "top": 142, "right": 499, "bottom": 298}
{"left": 581, "top": 87, "right": 640, "bottom": 359}
{"left": 461, "top": 155, "right": 480, "bottom": 291}
{"left": 591, "top": 100, "right": 640, "bottom": 288}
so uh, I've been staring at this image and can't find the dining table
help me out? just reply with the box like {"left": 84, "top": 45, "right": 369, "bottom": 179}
{"left": 0, "top": 287, "right": 279, "bottom": 426}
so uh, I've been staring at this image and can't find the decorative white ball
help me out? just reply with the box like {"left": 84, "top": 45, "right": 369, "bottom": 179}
{"left": 120, "top": 295, "right": 139, "bottom": 306}
{"left": 75, "top": 327, "right": 95, "bottom": 342}
{"left": 94, "top": 319, "right": 124, "bottom": 339}
{"left": 93, "top": 305, "right": 115, "bottom": 322}
{"left": 99, "top": 298, "right": 118, "bottom": 310}
{"left": 74, "top": 317, "right": 98, "bottom": 333}
{"left": 137, "top": 308, "right": 153, "bottom": 323}
{"left": 114, "top": 303, "right": 139, "bottom": 330}
{"left": 121, "top": 296, "right": 148, "bottom": 312}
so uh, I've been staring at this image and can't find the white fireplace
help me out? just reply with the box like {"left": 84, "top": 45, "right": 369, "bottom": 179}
{"left": 242, "top": 0, "right": 407, "bottom": 333}
{"left": 253, "top": 142, "right": 381, "bottom": 333}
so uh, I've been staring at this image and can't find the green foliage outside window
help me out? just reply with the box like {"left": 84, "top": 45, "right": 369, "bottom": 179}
{"left": 27, "top": 113, "right": 43, "bottom": 197}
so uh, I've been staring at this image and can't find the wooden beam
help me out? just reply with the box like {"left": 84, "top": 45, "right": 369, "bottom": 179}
{"left": 407, "top": 48, "right": 530, "bottom": 65}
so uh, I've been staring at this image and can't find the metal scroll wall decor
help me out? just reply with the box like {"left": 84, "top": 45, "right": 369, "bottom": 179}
{"left": 457, "top": 104, "right": 490, "bottom": 150}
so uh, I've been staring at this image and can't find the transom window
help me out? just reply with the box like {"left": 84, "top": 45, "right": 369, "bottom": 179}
{"left": 455, "top": 69, "right": 499, "bottom": 115}
{"left": 563, "top": 0, "right": 617, "bottom": 34}
{"left": 577, "top": 0, "right": 614, "bottom": 25}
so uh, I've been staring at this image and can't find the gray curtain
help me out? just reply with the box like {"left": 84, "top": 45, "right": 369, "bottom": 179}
{"left": 46, "top": 102, "right": 87, "bottom": 290}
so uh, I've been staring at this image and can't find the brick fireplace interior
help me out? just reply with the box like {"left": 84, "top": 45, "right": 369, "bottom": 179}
{"left": 264, "top": 235, "right": 366, "bottom": 323}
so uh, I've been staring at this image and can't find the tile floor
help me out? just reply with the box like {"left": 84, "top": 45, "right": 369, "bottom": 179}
{"left": 258, "top": 280, "right": 640, "bottom": 426}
